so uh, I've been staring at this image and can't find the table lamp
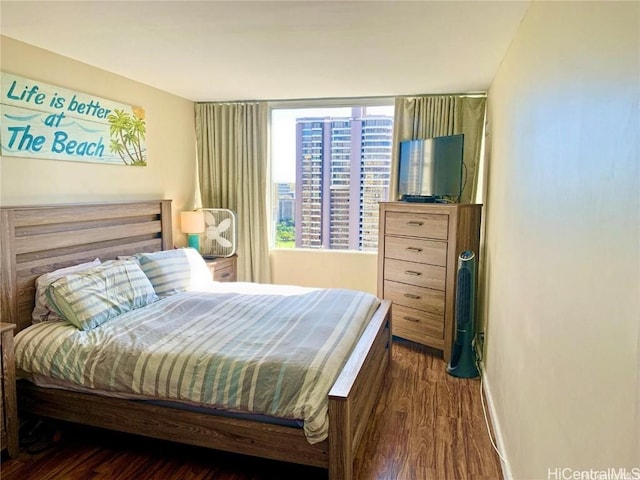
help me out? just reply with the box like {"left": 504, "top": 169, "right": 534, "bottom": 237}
{"left": 180, "top": 210, "right": 205, "bottom": 251}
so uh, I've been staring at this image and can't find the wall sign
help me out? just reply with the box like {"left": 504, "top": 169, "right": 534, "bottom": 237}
{"left": 0, "top": 72, "right": 147, "bottom": 166}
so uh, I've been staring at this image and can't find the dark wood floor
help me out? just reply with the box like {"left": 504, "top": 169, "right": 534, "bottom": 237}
{"left": 0, "top": 340, "right": 502, "bottom": 480}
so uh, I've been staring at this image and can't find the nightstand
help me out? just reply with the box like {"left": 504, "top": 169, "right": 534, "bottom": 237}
{"left": 0, "top": 323, "right": 18, "bottom": 458}
{"left": 205, "top": 255, "right": 237, "bottom": 282}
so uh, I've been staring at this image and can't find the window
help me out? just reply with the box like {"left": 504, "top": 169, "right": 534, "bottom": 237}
{"left": 271, "top": 103, "right": 394, "bottom": 251}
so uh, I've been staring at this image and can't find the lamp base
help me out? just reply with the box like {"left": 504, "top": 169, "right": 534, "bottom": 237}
{"left": 187, "top": 234, "right": 200, "bottom": 251}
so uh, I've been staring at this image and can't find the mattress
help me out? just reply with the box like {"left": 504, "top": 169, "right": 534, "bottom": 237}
{"left": 15, "top": 282, "right": 380, "bottom": 444}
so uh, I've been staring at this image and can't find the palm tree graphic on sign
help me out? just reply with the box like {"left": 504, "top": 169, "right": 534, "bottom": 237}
{"left": 107, "top": 107, "right": 147, "bottom": 166}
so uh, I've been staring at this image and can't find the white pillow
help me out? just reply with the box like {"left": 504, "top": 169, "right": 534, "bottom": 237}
{"left": 135, "top": 248, "right": 212, "bottom": 297}
{"left": 32, "top": 258, "right": 101, "bottom": 323}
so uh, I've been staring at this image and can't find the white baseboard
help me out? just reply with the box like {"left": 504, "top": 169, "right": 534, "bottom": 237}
{"left": 480, "top": 364, "right": 513, "bottom": 480}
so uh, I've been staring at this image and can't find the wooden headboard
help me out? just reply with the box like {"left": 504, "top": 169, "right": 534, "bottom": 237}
{"left": 0, "top": 200, "right": 173, "bottom": 333}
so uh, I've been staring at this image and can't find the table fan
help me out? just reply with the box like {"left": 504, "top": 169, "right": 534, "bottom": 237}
{"left": 200, "top": 208, "right": 237, "bottom": 258}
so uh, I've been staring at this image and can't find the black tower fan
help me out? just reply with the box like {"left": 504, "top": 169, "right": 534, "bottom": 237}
{"left": 447, "top": 250, "right": 480, "bottom": 378}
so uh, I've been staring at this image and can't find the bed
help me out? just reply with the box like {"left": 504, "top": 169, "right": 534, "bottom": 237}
{"left": 0, "top": 200, "right": 392, "bottom": 480}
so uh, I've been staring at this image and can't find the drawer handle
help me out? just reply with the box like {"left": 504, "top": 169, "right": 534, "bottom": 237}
{"left": 220, "top": 272, "right": 231, "bottom": 278}
{"left": 404, "top": 293, "right": 421, "bottom": 300}
{"left": 404, "top": 270, "right": 422, "bottom": 276}
{"left": 403, "top": 316, "right": 421, "bottom": 323}
{"left": 406, "top": 221, "right": 424, "bottom": 227}
{"left": 405, "top": 247, "right": 423, "bottom": 253}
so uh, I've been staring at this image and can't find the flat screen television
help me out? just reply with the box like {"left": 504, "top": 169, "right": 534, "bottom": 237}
{"left": 398, "top": 133, "right": 464, "bottom": 202}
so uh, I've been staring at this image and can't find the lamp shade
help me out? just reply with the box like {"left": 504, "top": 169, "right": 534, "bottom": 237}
{"left": 180, "top": 210, "right": 205, "bottom": 234}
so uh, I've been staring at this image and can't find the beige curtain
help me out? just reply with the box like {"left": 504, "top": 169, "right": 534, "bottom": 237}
{"left": 390, "top": 96, "right": 486, "bottom": 203}
{"left": 195, "top": 102, "right": 271, "bottom": 283}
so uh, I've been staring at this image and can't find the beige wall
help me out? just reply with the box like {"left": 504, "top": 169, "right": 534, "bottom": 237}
{"left": 0, "top": 37, "right": 197, "bottom": 244}
{"left": 483, "top": 2, "right": 639, "bottom": 478}
{"left": 270, "top": 249, "right": 377, "bottom": 294}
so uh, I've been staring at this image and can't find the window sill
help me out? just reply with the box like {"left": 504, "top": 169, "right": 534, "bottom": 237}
{"left": 269, "top": 248, "right": 378, "bottom": 256}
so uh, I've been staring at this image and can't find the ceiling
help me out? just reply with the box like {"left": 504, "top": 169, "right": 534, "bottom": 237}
{"left": 0, "top": 1, "right": 530, "bottom": 102}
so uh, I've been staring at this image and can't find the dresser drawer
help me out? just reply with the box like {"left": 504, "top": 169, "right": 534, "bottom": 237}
{"left": 385, "top": 212, "right": 448, "bottom": 239}
{"left": 383, "top": 280, "right": 445, "bottom": 315}
{"left": 0, "top": 323, "right": 17, "bottom": 458}
{"left": 0, "top": 377, "right": 4, "bottom": 437}
{"left": 214, "top": 265, "right": 236, "bottom": 282}
{"left": 206, "top": 255, "right": 237, "bottom": 282}
{"left": 384, "top": 236, "right": 447, "bottom": 266}
{"left": 392, "top": 304, "right": 444, "bottom": 340}
{"left": 384, "top": 258, "right": 446, "bottom": 291}
{"left": 0, "top": 348, "right": 4, "bottom": 443}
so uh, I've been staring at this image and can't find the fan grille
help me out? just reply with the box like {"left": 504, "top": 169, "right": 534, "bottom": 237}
{"left": 200, "top": 209, "right": 237, "bottom": 258}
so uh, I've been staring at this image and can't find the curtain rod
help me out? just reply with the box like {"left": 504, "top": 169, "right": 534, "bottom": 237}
{"left": 196, "top": 92, "right": 487, "bottom": 106}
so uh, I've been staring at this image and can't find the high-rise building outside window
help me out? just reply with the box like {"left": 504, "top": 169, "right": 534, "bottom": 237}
{"left": 271, "top": 104, "right": 394, "bottom": 251}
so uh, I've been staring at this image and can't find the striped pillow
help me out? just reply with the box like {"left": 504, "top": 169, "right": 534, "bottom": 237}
{"left": 135, "top": 248, "right": 212, "bottom": 297}
{"left": 32, "top": 258, "right": 102, "bottom": 323}
{"left": 46, "top": 260, "right": 158, "bottom": 331}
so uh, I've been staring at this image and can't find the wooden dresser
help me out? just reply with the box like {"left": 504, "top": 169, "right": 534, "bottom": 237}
{"left": 205, "top": 255, "right": 237, "bottom": 282}
{"left": 377, "top": 202, "right": 482, "bottom": 362}
{"left": 1, "top": 322, "right": 18, "bottom": 458}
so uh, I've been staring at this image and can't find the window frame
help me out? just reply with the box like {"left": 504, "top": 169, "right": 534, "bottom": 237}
{"left": 268, "top": 97, "right": 395, "bottom": 252}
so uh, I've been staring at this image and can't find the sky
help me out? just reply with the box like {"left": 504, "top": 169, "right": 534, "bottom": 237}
{"left": 270, "top": 105, "right": 394, "bottom": 183}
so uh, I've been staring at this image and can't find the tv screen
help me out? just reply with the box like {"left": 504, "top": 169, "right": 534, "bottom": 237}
{"left": 398, "top": 134, "right": 464, "bottom": 201}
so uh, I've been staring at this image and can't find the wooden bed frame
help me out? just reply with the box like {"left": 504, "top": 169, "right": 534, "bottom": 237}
{"left": 0, "top": 200, "right": 392, "bottom": 479}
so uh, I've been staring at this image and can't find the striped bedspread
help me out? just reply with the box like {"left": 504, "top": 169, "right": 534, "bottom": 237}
{"left": 15, "top": 282, "right": 380, "bottom": 444}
